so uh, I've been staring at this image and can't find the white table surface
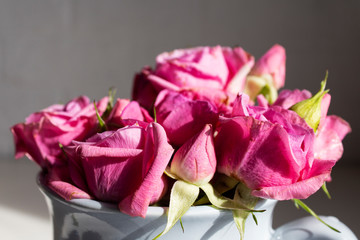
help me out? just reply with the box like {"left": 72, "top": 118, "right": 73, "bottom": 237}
{"left": 0, "top": 157, "right": 359, "bottom": 239}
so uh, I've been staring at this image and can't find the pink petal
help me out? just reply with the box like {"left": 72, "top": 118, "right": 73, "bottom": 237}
{"left": 45, "top": 166, "right": 92, "bottom": 200}
{"left": 232, "top": 94, "right": 250, "bottom": 116}
{"left": 119, "top": 123, "right": 174, "bottom": 218}
{"left": 319, "top": 115, "right": 351, "bottom": 141}
{"left": 273, "top": 89, "right": 312, "bottom": 109}
{"left": 132, "top": 67, "right": 160, "bottom": 111}
{"left": 171, "top": 124, "right": 216, "bottom": 185}
{"left": 251, "top": 44, "right": 286, "bottom": 89}
{"left": 252, "top": 172, "right": 330, "bottom": 200}
{"left": 47, "top": 180, "right": 92, "bottom": 200}
{"left": 155, "top": 90, "right": 218, "bottom": 146}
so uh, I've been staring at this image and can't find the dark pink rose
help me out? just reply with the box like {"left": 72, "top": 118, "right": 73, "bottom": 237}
{"left": 64, "top": 122, "right": 174, "bottom": 218}
{"left": 154, "top": 90, "right": 218, "bottom": 146}
{"left": 170, "top": 124, "right": 216, "bottom": 185}
{"left": 11, "top": 96, "right": 108, "bottom": 167}
{"left": 132, "top": 46, "right": 254, "bottom": 110}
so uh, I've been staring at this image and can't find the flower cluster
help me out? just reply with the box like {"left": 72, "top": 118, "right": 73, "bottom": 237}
{"left": 11, "top": 45, "right": 351, "bottom": 239}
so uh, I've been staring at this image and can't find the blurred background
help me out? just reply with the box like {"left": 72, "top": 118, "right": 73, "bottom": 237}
{"left": 0, "top": 0, "right": 359, "bottom": 239}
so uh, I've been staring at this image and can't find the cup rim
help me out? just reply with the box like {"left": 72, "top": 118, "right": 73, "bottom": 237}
{"left": 37, "top": 171, "right": 277, "bottom": 217}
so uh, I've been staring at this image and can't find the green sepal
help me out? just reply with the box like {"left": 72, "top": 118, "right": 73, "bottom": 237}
{"left": 94, "top": 101, "right": 108, "bottom": 132}
{"left": 259, "top": 83, "right": 278, "bottom": 104}
{"left": 109, "top": 87, "right": 117, "bottom": 107}
{"left": 290, "top": 72, "right": 329, "bottom": 132}
{"left": 102, "top": 88, "right": 117, "bottom": 119}
{"left": 153, "top": 180, "right": 200, "bottom": 240}
{"left": 245, "top": 74, "right": 278, "bottom": 104}
{"left": 292, "top": 199, "right": 340, "bottom": 233}
{"left": 199, "top": 183, "right": 263, "bottom": 212}
{"left": 322, "top": 182, "right": 332, "bottom": 199}
{"left": 194, "top": 174, "right": 238, "bottom": 206}
{"left": 164, "top": 167, "right": 178, "bottom": 180}
{"left": 153, "top": 107, "right": 157, "bottom": 123}
{"left": 232, "top": 183, "right": 260, "bottom": 240}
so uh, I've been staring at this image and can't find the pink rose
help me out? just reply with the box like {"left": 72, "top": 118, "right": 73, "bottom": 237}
{"left": 273, "top": 89, "right": 351, "bottom": 162}
{"left": 107, "top": 98, "right": 153, "bottom": 128}
{"left": 63, "top": 122, "right": 174, "bottom": 218}
{"left": 245, "top": 44, "right": 286, "bottom": 103}
{"left": 250, "top": 44, "right": 286, "bottom": 89}
{"left": 170, "top": 124, "right": 216, "bottom": 185}
{"left": 133, "top": 46, "right": 254, "bottom": 110}
{"left": 11, "top": 96, "right": 108, "bottom": 167}
{"left": 154, "top": 90, "right": 218, "bottom": 146}
{"left": 216, "top": 94, "right": 331, "bottom": 200}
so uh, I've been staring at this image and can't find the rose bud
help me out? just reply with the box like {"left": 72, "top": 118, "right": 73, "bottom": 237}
{"left": 245, "top": 44, "right": 286, "bottom": 103}
{"left": 170, "top": 124, "right": 216, "bottom": 185}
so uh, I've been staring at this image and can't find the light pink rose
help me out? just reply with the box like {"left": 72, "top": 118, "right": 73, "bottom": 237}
{"left": 250, "top": 44, "right": 286, "bottom": 89}
{"left": 132, "top": 46, "right": 254, "bottom": 110}
{"left": 63, "top": 122, "right": 174, "bottom": 218}
{"left": 154, "top": 90, "right": 218, "bottom": 146}
{"left": 170, "top": 124, "right": 216, "bottom": 185}
{"left": 11, "top": 96, "right": 108, "bottom": 167}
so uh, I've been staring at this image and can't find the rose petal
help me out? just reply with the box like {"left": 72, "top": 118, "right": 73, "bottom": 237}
{"left": 119, "top": 122, "right": 174, "bottom": 217}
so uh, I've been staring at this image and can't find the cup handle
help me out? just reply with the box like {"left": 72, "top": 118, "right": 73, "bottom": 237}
{"left": 271, "top": 215, "right": 358, "bottom": 240}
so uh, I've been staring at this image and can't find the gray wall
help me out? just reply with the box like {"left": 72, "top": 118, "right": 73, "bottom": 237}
{"left": 1, "top": 0, "right": 359, "bottom": 163}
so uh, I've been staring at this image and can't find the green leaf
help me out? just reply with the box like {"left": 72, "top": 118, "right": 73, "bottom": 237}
{"left": 292, "top": 199, "right": 340, "bottom": 233}
{"left": 199, "top": 183, "right": 263, "bottom": 212}
{"left": 153, "top": 180, "right": 199, "bottom": 240}
{"left": 290, "top": 72, "right": 329, "bottom": 132}
{"left": 322, "top": 182, "right": 332, "bottom": 199}
{"left": 94, "top": 101, "right": 107, "bottom": 132}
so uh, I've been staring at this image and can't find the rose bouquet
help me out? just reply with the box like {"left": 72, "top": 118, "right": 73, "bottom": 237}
{"left": 11, "top": 44, "right": 351, "bottom": 239}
